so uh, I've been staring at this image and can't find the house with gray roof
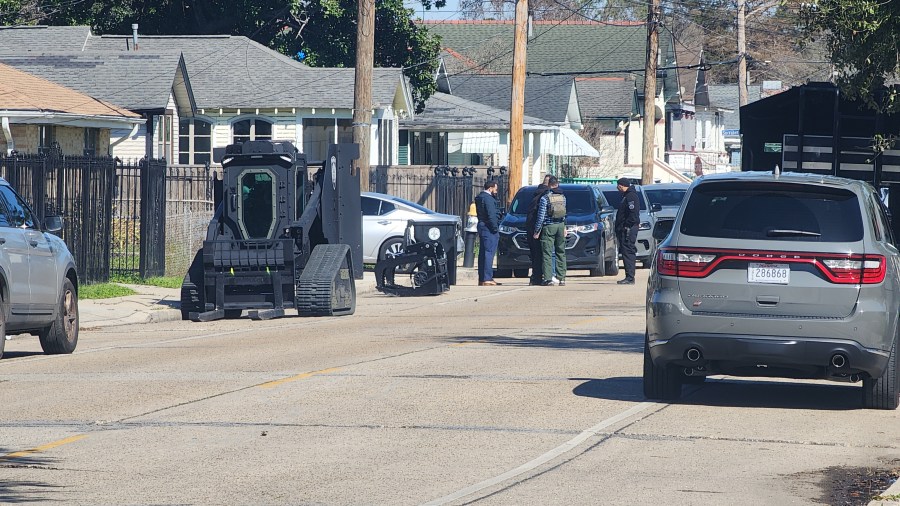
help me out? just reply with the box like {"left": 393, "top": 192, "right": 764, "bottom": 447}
{"left": 401, "top": 91, "right": 597, "bottom": 183}
{"left": 422, "top": 20, "right": 690, "bottom": 181}
{"left": 574, "top": 76, "right": 641, "bottom": 175}
{"left": 0, "top": 51, "right": 193, "bottom": 159}
{"left": 0, "top": 62, "right": 143, "bottom": 156}
{"left": 708, "top": 84, "right": 762, "bottom": 170}
{"left": 0, "top": 25, "right": 413, "bottom": 165}
{"left": 402, "top": 70, "right": 598, "bottom": 184}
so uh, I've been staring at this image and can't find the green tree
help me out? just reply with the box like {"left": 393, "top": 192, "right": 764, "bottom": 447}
{"left": 36, "top": 0, "right": 441, "bottom": 112}
{"left": 802, "top": 0, "right": 899, "bottom": 111}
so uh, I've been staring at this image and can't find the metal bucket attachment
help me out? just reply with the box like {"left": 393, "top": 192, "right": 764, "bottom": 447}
{"left": 375, "top": 242, "right": 449, "bottom": 296}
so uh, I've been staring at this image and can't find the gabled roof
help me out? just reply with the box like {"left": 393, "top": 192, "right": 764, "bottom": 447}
{"left": 87, "top": 34, "right": 407, "bottom": 111}
{"left": 402, "top": 91, "right": 552, "bottom": 130}
{"left": 672, "top": 23, "right": 704, "bottom": 103}
{"left": 422, "top": 20, "right": 677, "bottom": 98}
{"left": 576, "top": 77, "right": 637, "bottom": 119}
{"left": 0, "top": 52, "right": 194, "bottom": 115}
{"left": 0, "top": 25, "right": 91, "bottom": 51}
{"left": 0, "top": 62, "right": 141, "bottom": 125}
{"left": 0, "top": 27, "right": 410, "bottom": 113}
{"left": 708, "top": 84, "right": 761, "bottom": 130}
{"left": 448, "top": 74, "right": 576, "bottom": 124}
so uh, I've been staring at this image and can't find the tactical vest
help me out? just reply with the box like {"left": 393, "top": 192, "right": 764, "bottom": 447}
{"left": 548, "top": 193, "right": 566, "bottom": 219}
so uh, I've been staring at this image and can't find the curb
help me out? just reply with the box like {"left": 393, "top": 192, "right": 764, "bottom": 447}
{"left": 868, "top": 478, "right": 900, "bottom": 505}
{"left": 79, "top": 267, "right": 480, "bottom": 329}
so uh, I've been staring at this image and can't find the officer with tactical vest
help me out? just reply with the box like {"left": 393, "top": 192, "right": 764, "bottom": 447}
{"left": 532, "top": 175, "right": 567, "bottom": 286}
{"left": 615, "top": 177, "right": 640, "bottom": 285}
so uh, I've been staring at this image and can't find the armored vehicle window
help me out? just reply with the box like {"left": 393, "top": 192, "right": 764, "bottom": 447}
{"left": 238, "top": 171, "right": 275, "bottom": 239}
{"left": 680, "top": 181, "right": 863, "bottom": 242}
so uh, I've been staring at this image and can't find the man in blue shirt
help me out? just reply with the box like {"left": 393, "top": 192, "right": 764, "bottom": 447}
{"left": 474, "top": 180, "right": 502, "bottom": 286}
{"left": 532, "top": 176, "right": 567, "bottom": 286}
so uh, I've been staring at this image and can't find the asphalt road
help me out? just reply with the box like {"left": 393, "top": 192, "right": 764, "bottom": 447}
{"left": 2, "top": 270, "right": 898, "bottom": 505}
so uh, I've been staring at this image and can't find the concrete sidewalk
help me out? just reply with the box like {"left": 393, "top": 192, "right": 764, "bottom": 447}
{"left": 78, "top": 267, "right": 480, "bottom": 329}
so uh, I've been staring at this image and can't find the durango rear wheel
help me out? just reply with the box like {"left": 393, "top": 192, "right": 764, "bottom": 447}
{"left": 863, "top": 337, "right": 899, "bottom": 410}
{"left": 643, "top": 332, "right": 682, "bottom": 400}
{"left": 39, "top": 278, "right": 79, "bottom": 355}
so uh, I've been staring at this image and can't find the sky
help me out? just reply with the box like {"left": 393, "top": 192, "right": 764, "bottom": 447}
{"left": 403, "top": 0, "right": 464, "bottom": 21}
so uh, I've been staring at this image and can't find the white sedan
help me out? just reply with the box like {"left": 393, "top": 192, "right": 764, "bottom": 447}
{"left": 361, "top": 192, "right": 464, "bottom": 264}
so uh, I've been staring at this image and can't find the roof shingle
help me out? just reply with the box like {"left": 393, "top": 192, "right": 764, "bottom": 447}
{"left": 0, "top": 62, "right": 139, "bottom": 118}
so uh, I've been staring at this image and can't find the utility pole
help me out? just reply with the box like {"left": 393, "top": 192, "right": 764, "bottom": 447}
{"left": 737, "top": 0, "right": 748, "bottom": 107}
{"left": 353, "top": 0, "right": 375, "bottom": 189}
{"left": 508, "top": 0, "right": 528, "bottom": 203}
{"left": 641, "top": 0, "right": 660, "bottom": 186}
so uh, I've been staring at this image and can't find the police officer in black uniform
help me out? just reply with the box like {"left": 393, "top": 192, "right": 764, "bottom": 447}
{"left": 614, "top": 177, "right": 640, "bottom": 285}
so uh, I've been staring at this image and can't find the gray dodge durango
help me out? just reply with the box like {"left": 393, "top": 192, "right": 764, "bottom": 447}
{"left": 645, "top": 172, "right": 900, "bottom": 409}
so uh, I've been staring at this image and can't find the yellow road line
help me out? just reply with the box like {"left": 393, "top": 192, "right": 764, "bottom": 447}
{"left": 1, "top": 434, "right": 88, "bottom": 460}
{"left": 258, "top": 367, "right": 341, "bottom": 389}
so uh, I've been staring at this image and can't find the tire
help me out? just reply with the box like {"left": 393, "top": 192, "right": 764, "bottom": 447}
{"left": 513, "top": 268, "right": 530, "bottom": 278}
{"left": 39, "top": 278, "right": 78, "bottom": 355}
{"left": 447, "top": 247, "right": 458, "bottom": 285}
{"left": 589, "top": 239, "right": 607, "bottom": 277}
{"left": 682, "top": 375, "right": 706, "bottom": 384}
{"left": 605, "top": 240, "right": 619, "bottom": 276}
{"left": 643, "top": 333, "right": 682, "bottom": 400}
{"left": 224, "top": 310, "right": 242, "bottom": 319}
{"left": 0, "top": 301, "right": 5, "bottom": 360}
{"left": 863, "top": 338, "right": 899, "bottom": 410}
{"left": 379, "top": 237, "right": 413, "bottom": 273}
{"left": 181, "top": 251, "right": 204, "bottom": 320}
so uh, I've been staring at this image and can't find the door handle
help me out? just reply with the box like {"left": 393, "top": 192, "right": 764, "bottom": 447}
{"left": 0, "top": 237, "right": 5, "bottom": 245}
{"left": 378, "top": 220, "right": 390, "bottom": 225}
{"left": 756, "top": 295, "right": 780, "bottom": 306}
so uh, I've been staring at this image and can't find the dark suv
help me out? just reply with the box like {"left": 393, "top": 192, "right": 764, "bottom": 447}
{"left": 496, "top": 184, "right": 619, "bottom": 278}
{"left": 646, "top": 172, "right": 900, "bottom": 409}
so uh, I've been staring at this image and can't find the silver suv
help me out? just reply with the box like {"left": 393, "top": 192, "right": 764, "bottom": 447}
{"left": 646, "top": 172, "right": 899, "bottom": 409}
{"left": 0, "top": 177, "right": 79, "bottom": 359}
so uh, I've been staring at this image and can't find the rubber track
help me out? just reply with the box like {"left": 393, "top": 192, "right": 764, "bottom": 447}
{"left": 296, "top": 244, "right": 354, "bottom": 316}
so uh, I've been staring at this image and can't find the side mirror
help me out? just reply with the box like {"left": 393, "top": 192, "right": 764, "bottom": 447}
{"left": 652, "top": 219, "right": 675, "bottom": 241}
{"left": 44, "top": 215, "right": 63, "bottom": 234}
{"left": 601, "top": 205, "right": 615, "bottom": 214}
{"left": 651, "top": 203, "right": 663, "bottom": 212}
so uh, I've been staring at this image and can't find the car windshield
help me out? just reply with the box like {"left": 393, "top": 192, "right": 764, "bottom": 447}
{"left": 508, "top": 188, "right": 596, "bottom": 216}
{"left": 603, "top": 190, "right": 647, "bottom": 210}
{"left": 645, "top": 188, "right": 687, "bottom": 207}
{"left": 386, "top": 195, "right": 434, "bottom": 213}
{"left": 679, "top": 181, "right": 863, "bottom": 242}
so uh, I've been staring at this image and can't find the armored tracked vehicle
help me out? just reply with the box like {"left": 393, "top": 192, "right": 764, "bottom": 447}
{"left": 181, "top": 140, "right": 361, "bottom": 321}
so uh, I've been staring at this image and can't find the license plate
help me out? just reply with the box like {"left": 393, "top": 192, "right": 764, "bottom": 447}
{"left": 748, "top": 263, "right": 790, "bottom": 284}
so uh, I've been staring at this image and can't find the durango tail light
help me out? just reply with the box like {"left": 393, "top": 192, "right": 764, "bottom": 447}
{"left": 656, "top": 248, "right": 886, "bottom": 284}
{"left": 820, "top": 255, "right": 885, "bottom": 284}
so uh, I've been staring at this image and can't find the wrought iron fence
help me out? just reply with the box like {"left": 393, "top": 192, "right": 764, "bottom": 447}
{"left": 0, "top": 152, "right": 168, "bottom": 284}
{"left": 369, "top": 165, "right": 508, "bottom": 223}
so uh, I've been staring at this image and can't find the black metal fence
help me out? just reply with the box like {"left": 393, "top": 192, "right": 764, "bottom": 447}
{"left": 370, "top": 165, "right": 508, "bottom": 224}
{"left": 0, "top": 152, "right": 167, "bottom": 284}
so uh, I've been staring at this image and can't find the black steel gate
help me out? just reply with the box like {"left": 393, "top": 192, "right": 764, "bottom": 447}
{"left": 0, "top": 152, "right": 167, "bottom": 284}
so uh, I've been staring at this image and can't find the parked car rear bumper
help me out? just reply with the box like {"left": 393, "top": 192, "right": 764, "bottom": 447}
{"left": 647, "top": 285, "right": 893, "bottom": 379}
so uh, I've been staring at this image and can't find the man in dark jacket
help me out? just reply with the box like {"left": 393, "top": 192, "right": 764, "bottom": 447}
{"left": 614, "top": 177, "right": 640, "bottom": 285}
{"left": 474, "top": 180, "right": 502, "bottom": 286}
{"left": 525, "top": 175, "right": 551, "bottom": 285}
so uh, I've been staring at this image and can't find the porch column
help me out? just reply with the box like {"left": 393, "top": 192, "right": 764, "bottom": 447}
{"left": 1, "top": 117, "right": 14, "bottom": 155}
